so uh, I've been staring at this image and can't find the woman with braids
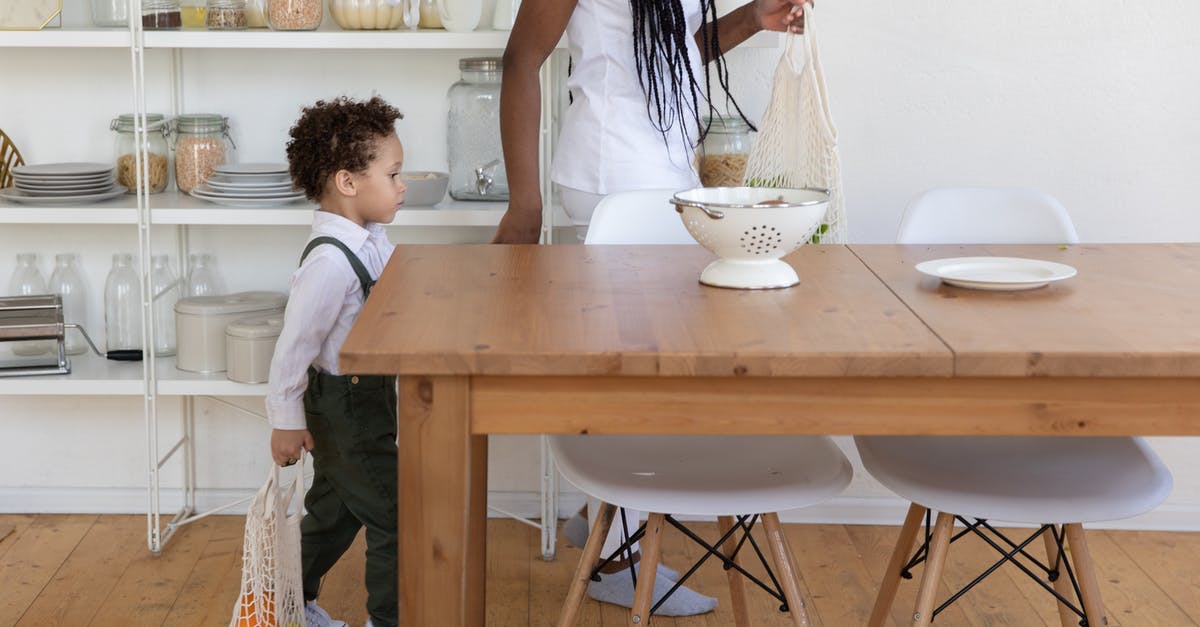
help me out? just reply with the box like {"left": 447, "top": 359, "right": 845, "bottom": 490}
{"left": 493, "top": 0, "right": 806, "bottom": 244}
{"left": 492, "top": 0, "right": 808, "bottom": 615}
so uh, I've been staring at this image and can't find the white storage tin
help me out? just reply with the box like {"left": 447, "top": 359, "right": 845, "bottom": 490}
{"left": 175, "top": 291, "right": 287, "bottom": 373}
{"left": 225, "top": 314, "right": 283, "bottom": 384}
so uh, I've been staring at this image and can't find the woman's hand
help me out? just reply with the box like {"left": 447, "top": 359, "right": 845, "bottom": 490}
{"left": 271, "top": 428, "right": 313, "bottom": 467}
{"left": 754, "top": 0, "right": 807, "bottom": 34}
{"left": 491, "top": 205, "right": 542, "bottom": 244}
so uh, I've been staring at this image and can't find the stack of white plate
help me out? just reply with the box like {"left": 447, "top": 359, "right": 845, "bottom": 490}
{"left": 190, "top": 163, "right": 307, "bottom": 207}
{"left": 1, "top": 162, "right": 125, "bottom": 205}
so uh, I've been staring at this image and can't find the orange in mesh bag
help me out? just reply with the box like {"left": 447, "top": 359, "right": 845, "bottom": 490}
{"left": 229, "top": 454, "right": 307, "bottom": 627}
{"left": 743, "top": 2, "right": 847, "bottom": 244}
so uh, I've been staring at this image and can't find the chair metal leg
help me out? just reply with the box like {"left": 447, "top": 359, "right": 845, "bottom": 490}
{"left": 762, "top": 513, "right": 813, "bottom": 627}
{"left": 869, "top": 503, "right": 927, "bottom": 627}
{"left": 1042, "top": 525, "right": 1078, "bottom": 627}
{"left": 718, "top": 515, "right": 752, "bottom": 627}
{"left": 630, "top": 513, "right": 666, "bottom": 625}
{"left": 1064, "top": 523, "right": 1108, "bottom": 627}
{"left": 557, "top": 502, "right": 616, "bottom": 627}
{"left": 911, "top": 511, "right": 954, "bottom": 627}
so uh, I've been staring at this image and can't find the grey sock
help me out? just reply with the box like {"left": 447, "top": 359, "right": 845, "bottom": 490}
{"left": 562, "top": 512, "right": 680, "bottom": 579}
{"left": 587, "top": 563, "right": 717, "bottom": 617}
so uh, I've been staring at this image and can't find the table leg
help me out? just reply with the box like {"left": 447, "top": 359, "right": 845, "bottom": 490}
{"left": 399, "top": 375, "right": 488, "bottom": 626}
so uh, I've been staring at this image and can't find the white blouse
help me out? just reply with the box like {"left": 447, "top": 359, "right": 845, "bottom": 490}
{"left": 551, "top": 0, "right": 705, "bottom": 195}
{"left": 265, "top": 211, "right": 395, "bottom": 430}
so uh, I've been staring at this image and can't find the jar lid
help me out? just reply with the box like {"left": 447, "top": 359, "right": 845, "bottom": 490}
{"left": 144, "top": 0, "right": 180, "bottom": 8}
{"left": 175, "top": 291, "right": 287, "bottom": 316}
{"left": 226, "top": 314, "right": 283, "bottom": 339}
{"left": 176, "top": 113, "right": 229, "bottom": 133}
{"left": 704, "top": 114, "right": 754, "bottom": 133}
{"left": 459, "top": 57, "right": 502, "bottom": 72}
{"left": 112, "top": 113, "right": 168, "bottom": 133}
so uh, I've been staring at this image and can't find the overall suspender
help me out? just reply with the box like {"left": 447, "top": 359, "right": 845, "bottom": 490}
{"left": 300, "top": 236, "right": 376, "bottom": 300}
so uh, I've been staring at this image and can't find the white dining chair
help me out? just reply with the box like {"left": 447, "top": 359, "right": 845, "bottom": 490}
{"left": 858, "top": 187, "right": 1173, "bottom": 627}
{"left": 553, "top": 188, "right": 854, "bottom": 626}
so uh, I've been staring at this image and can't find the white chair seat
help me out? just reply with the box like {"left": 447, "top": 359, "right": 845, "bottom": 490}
{"left": 551, "top": 434, "right": 853, "bottom": 517}
{"left": 855, "top": 436, "right": 1173, "bottom": 524}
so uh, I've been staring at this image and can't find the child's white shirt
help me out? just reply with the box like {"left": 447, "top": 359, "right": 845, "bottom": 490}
{"left": 265, "top": 211, "right": 395, "bottom": 430}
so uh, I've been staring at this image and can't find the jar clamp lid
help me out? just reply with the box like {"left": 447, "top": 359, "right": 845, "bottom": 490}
{"left": 111, "top": 113, "right": 170, "bottom": 135}
{"left": 175, "top": 113, "right": 229, "bottom": 133}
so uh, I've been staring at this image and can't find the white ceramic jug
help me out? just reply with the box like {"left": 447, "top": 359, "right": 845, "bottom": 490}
{"left": 436, "top": 0, "right": 481, "bottom": 31}
{"left": 491, "top": 0, "right": 518, "bottom": 30}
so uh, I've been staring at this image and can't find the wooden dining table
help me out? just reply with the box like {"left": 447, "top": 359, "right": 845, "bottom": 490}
{"left": 339, "top": 242, "right": 1200, "bottom": 626}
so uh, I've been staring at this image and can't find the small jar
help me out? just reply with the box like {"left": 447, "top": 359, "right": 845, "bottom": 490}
{"left": 142, "top": 0, "right": 183, "bottom": 29}
{"left": 447, "top": 57, "right": 507, "bottom": 201}
{"left": 111, "top": 113, "right": 171, "bottom": 194}
{"left": 91, "top": 0, "right": 130, "bottom": 27}
{"left": 266, "top": 0, "right": 321, "bottom": 30}
{"left": 206, "top": 0, "right": 247, "bottom": 28}
{"left": 173, "top": 114, "right": 235, "bottom": 193}
{"left": 698, "top": 114, "right": 755, "bottom": 188}
{"left": 329, "top": 0, "right": 404, "bottom": 29}
{"left": 417, "top": 0, "right": 441, "bottom": 28}
{"left": 180, "top": 0, "right": 206, "bottom": 27}
{"left": 244, "top": 0, "right": 267, "bottom": 26}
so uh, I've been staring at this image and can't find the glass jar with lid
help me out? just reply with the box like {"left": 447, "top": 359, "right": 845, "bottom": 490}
{"left": 142, "top": 0, "right": 183, "bottom": 29}
{"left": 266, "top": 0, "right": 322, "bottom": 30}
{"left": 111, "top": 113, "right": 171, "bottom": 194}
{"left": 91, "top": 0, "right": 129, "bottom": 26}
{"left": 698, "top": 114, "right": 755, "bottom": 188}
{"left": 173, "top": 114, "right": 235, "bottom": 193}
{"left": 206, "top": 0, "right": 248, "bottom": 29}
{"left": 447, "top": 57, "right": 507, "bottom": 201}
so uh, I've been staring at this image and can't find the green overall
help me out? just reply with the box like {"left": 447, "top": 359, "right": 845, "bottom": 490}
{"left": 298, "top": 236, "right": 398, "bottom": 627}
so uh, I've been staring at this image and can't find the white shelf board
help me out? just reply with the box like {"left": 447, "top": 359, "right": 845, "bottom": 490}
{"left": 0, "top": 352, "right": 144, "bottom": 395}
{"left": 0, "top": 189, "right": 509, "bottom": 226}
{"left": 0, "top": 27, "right": 130, "bottom": 48}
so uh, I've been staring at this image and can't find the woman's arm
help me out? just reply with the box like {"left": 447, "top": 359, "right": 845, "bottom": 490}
{"left": 491, "top": 0, "right": 578, "bottom": 244}
{"left": 696, "top": 0, "right": 806, "bottom": 63}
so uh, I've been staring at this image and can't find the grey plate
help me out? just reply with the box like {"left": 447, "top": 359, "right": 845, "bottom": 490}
{"left": 12, "top": 162, "right": 114, "bottom": 177}
{"left": 0, "top": 185, "right": 126, "bottom": 205}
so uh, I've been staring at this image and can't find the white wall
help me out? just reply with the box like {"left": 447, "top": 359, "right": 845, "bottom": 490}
{"left": 2, "top": 0, "right": 1198, "bottom": 529}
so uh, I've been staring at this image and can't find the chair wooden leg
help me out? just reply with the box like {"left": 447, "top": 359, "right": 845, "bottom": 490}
{"left": 1042, "top": 525, "right": 1078, "bottom": 627}
{"left": 718, "top": 515, "right": 752, "bottom": 627}
{"left": 762, "top": 513, "right": 813, "bottom": 627}
{"left": 868, "top": 502, "right": 927, "bottom": 627}
{"left": 557, "top": 502, "right": 617, "bottom": 627}
{"left": 1064, "top": 523, "right": 1109, "bottom": 627}
{"left": 910, "top": 511, "right": 954, "bottom": 627}
{"left": 629, "top": 513, "right": 665, "bottom": 626}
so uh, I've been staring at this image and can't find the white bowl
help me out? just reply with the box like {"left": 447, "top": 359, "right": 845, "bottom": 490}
{"left": 672, "top": 186, "right": 830, "bottom": 289}
{"left": 402, "top": 171, "right": 449, "bottom": 206}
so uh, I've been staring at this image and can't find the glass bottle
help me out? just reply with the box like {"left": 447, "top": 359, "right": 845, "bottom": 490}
{"left": 173, "top": 114, "right": 234, "bottom": 193}
{"left": 7, "top": 253, "right": 51, "bottom": 356}
{"left": 186, "top": 253, "right": 226, "bottom": 297}
{"left": 245, "top": 0, "right": 267, "bottom": 27}
{"left": 698, "top": 114, "right": 755, "bottom": 188}
{"left": 266, "top": 0, "right": 322, "bottom": 30}
{"left": 111, "top": 113, "right": 171, "bottom": 194}
{"left": 142, "top": 0, "right": 184, "bottom": 29}
{"left": 105, "top": 253, "right": 143, "bottom": 353}
{"left": 206, "top": 0, "right": 248, "bottom": 29}
{"left": 151, "top": 255, "right": 179, "bottom": 357}
{"left": 447, "top": 58, "right": 507, "bottom": 201}
{"left": 48, "top": 253, "right": 89, "bottom": 356}
{"left": 92, "top": 0, "right": 130, "bottom": 26}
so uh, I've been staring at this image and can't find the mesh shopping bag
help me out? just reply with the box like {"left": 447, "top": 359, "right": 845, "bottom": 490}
{"left": 743, "top": 3, "right": 847, "bottom": 243}
{"left": 229, "top": 454, "right": 307, "bottom": 627}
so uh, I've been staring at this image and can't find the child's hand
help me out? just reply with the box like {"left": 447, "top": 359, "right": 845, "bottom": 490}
{"left": 271, "top": 428, "right": 314, "bottom": 467}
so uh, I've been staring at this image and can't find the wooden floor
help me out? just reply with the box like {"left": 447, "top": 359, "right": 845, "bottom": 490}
{"left": 1, "top": 514, "right": 1198, "bottom": 626}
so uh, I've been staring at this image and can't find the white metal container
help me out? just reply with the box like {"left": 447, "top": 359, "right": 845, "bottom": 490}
{"left": 225, "top": 314, "right": 283, "bottom": 383}
{"left": 175, "top": 291, "right": 286, "bottom": 373}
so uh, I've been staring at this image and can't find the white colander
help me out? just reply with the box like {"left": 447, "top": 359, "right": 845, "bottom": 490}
{"left": 672, "top": 187, "right": 830, "bottom": 289}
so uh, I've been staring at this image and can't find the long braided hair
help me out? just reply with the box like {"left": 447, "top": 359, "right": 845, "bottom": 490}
{"left": 629, "top": 0, "right": 755, "bottom": 149}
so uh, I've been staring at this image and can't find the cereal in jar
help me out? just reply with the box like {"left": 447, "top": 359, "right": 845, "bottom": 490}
{"left": 173, "top": 114, "right": 235, "bottom": 193}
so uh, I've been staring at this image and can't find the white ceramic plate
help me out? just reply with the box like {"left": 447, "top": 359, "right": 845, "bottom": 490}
{"left": 189, "top": 189, "right": 307, "bottom": 207}
{"left": 915, "top": 256, "right": 1077, "bottom": 291}
{"left": 193, "top": 183, "right": 300, "bottom": 198}
{"left": 204, "top": 177, "right": 295, "bottom": 191}
{"left": 13, "top": 173, "right": 116, "bottom": 186}
{"left": 0, "top": 185, "right": 126, "bottom": 205}
{"left": 13, "top": 183, "right": 120, "bottom": 197}
{"left": 213, "top": 163, "right": 289, "bottom": 175}
{"left": 13, "top": 162, "right": 114, "bottom": 177}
